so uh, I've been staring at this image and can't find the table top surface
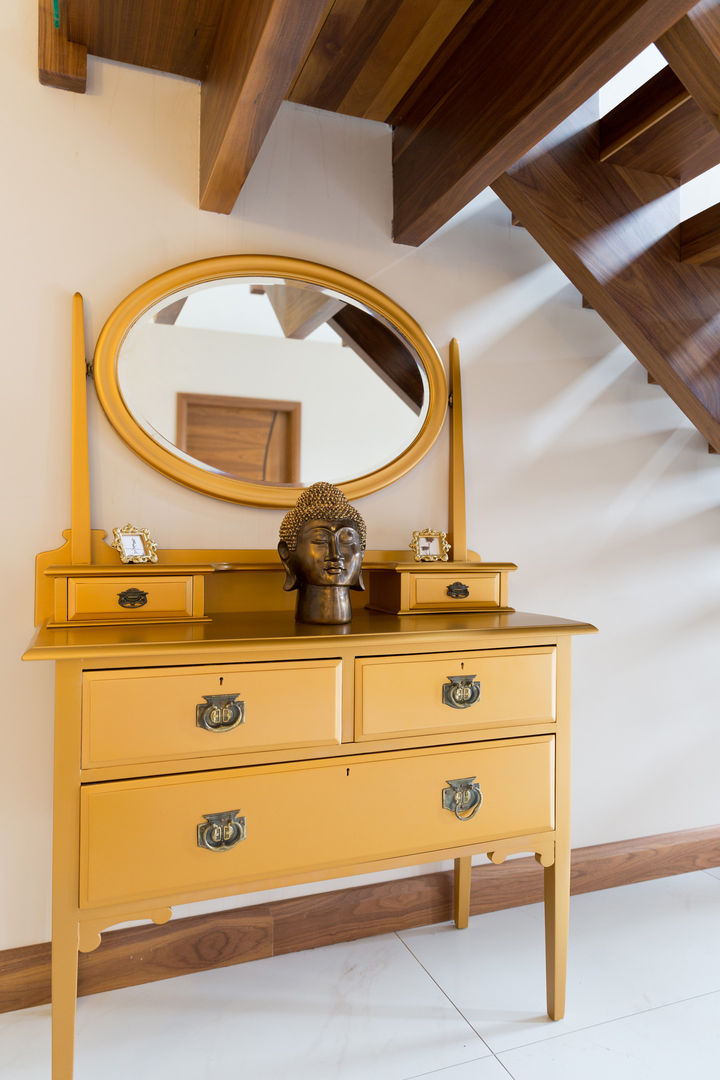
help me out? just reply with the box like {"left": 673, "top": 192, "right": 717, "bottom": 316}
{"left": 24, "top": 608, "right": 597, "bottom": 661}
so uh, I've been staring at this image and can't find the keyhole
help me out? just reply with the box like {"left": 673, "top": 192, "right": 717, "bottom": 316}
{"left": 461, "top": 662, "right": 464, "bottom": 671}
{"left": 346, "top": 768, "right": 350, "bottom": 776}
{"left": 219, "top": 676, "right": 224, "bottom": 686}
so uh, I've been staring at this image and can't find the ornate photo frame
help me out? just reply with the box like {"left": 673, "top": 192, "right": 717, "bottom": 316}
{"left": 111, "top": 523, "right": 158, "bottom": 564}
{"left": 409, "top": 528, "right": 450, "bottom": 562}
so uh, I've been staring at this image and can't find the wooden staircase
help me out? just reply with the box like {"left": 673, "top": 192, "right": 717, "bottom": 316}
{"left": 38, "top": 0, "right": 720, "bottom": 450}
{"left": 491, "top": 5, "right": 720, "bottom": 451}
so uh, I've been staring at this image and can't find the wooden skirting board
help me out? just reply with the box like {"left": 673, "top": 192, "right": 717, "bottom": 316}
{"left": 2, "top": 825, "right": 719, "bottom": 1014}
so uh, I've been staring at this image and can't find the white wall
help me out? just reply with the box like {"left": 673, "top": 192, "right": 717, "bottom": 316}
{"left": 2, "top": 2, "right": 719, "bottom": 950}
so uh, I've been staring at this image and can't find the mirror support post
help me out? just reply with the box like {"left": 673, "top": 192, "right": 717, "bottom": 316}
{"left": 70, "top": 292, "right": 91, "bottom": 564}
{"left": 448, "top": 338, "right": 468, "bottom": 561}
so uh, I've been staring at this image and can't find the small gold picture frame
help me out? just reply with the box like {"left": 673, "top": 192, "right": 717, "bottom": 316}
{"left": 409, "top": 529, "right": 450, "bottom": 562}
{"left": 111, "top": 524, "right": 158, "bottom": 564}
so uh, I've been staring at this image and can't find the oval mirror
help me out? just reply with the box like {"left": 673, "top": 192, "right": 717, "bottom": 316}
{"left": 94, "top": 256, "right": 447, "bottom": 507}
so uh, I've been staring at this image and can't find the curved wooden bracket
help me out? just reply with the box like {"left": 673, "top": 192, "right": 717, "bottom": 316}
{"left": 78, "top": 907, "right": 172, "bottom": 954}
{"left": 487, "top": 836, "right": 555, "bottom": 867}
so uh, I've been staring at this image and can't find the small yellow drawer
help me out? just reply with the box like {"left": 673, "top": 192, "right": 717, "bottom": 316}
{"left": 366, "top": 565, "right": 514, "bottom": 614}
{"left": 410, "top": 572, "right": 499, "bottom": 610}
{"left": 355, "top": 647, "right": 555, "bottom": 740}
{"left": 67, "top": 576, "right": 194, "bottom": 622}
{"left": 82, "top": 660, "right": 342, "bottom": 768}
{"left": 79, "top": 736, "right": 555, "bottom": 907}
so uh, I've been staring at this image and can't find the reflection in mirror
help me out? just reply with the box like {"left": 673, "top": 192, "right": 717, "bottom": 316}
{"left": 117, "top": 278, "right": 429, "bottom": 488}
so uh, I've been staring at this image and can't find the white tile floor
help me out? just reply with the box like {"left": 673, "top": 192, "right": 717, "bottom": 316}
{"left": 3, "top": 869, "right": 720, "bottom": 1079}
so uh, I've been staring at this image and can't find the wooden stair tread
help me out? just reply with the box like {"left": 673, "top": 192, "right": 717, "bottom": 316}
{"left": 599, "top": 66, "right": 720, "bottom": 181}
{"left": 658, "top": 2, "right": 720, "bottom": 138}
{"left": 680, "top": 202, "right": 720, "bottom": 266}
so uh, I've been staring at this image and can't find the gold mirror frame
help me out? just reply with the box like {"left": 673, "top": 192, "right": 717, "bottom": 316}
{"left": 93, "top": 255, "right": 448, "bottom": 508}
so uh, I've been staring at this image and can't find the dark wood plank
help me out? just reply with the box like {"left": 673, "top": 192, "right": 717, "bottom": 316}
{"left": 391, "top": 0, "right": 698, "bottom": 246}
{"left": 199, "top": 0, "right": 331, "bottom": 214}
{"left": 38, "top": 0, "right": 87, "bottom": 92}
{"left": 658, "top": 0, "right": 720, "bottom": 135}
{"left": 328, "top": 306, "right": 424, "bottom": 413}
{"left": 290, "top": 0, "right": 403, "bottom": 114}
{"left": 272, "top": 871, "right": 454, "bottom": 953}
{"left": 0, "top": 941, "right": 52, "bottom": 1012}
{"left": 77, "top": 908, "right": 273, "bottom": 996}
{"left": 492, "top": 97, "right": 720, "bottom": 450}
{"left": 4, "top": 825, "right": 720, "bottom": 1013}
{"left": 569, "top": 825, "right": 720, "bottom": 892}
{"left": 66, "top": 0, "right": 226, "bottom": 80}
{"left": 289, "top": 0, "right": 474, "bottom": 122}
{"left": 680, "top": 202, "right": 720, "bottom": 266}
{"left": 599, "top": 69, "right": 720, "bottom": 181}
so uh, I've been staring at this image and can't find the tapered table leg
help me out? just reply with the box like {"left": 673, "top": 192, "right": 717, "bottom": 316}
{"left": 544, "top": 844, "right": 570, "bottom": 1020}
{"left": 453, "top": 855, "right": 472, "bottom": 929}
{"left": 52, "top": 918, "right": 79, "bottom": 1080}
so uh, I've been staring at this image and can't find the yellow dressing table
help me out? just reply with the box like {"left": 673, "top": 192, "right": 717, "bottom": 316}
{"left": 25, "top": 258, "right": 595, "bottom": 1079}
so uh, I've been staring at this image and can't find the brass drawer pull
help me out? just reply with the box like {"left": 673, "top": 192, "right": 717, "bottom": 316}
{"left": 446, "top": 581, "right": 470, "bottom": 599}
{"left": 197, "top": 810, "right": 246, "bottom": 851}
{"left": 442, "top": 777, "right": 482, "bottom": 821}
{"left": 196, "top": 693, "right": 245, "bottom": 732}
{"left": 442, "top": 674, "right": 480, "bottom": 709}
{"left": 117, "top": 587, "right": 148, "bottom": 609}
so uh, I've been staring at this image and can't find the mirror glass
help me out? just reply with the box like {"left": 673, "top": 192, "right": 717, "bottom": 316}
{"left": 116, "top": 276, "right": 429, "bottom": 488}
{"left": 94, "top": 256, "right": 447, "bottom": 507}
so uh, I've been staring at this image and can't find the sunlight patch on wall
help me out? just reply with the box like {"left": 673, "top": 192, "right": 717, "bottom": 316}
{"left": 601, "top": 427, "right": 697, "bottom": 536}
{"left": 453, "top": 262, "right": 569, "bottom": 352}
{"left": 526, "top": 345, "right": 633, "bottom": 454}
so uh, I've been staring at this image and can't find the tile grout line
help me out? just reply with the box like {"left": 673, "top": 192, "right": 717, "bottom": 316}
{"left": 394, "top": 931, "right": 494, "bottom": 1053}
{"left": 494, "top": 983, "right": 720, "bottom": 1056}
{"left": 394, "top": 931, "right": 524, "bottom": 1079}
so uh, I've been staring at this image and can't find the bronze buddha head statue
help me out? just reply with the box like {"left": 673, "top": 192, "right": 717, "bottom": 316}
{"left": 278, "top": 482, "right": 366, "bottom": 624}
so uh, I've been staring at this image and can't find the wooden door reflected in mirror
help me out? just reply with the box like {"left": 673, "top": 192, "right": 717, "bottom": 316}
{"left": 176, "top": 393, "right": 300, "bottom": 483}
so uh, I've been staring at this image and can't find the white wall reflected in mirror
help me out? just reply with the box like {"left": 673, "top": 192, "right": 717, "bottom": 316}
{"left": 118, "top": 278, "right": 429, "bottom": 487}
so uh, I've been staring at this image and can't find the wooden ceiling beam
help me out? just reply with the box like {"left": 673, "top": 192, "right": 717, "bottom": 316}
{"left": 491, "top": 98, "right": 720, "bottom": 451}
{"left": 38, "top": 0, "right": 87, "bottom": 92}
{"left": 289, "top": 0, "right": 474, "bottom": 123}
{"left": 65, "top": 0, "right": 226, "bottom": 81}
{"left": 199, "top": 0, "right": 331, "bottom": 215}
{"left": 657, "top": 0, "right": 720, "bottom": 134}
{"left": 391, "top": 0, "right": 699, "bottom": 247}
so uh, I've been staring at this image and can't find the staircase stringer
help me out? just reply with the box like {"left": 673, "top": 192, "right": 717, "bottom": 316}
{"left": 491, "top": 99, "right": 720, "bottom": 451}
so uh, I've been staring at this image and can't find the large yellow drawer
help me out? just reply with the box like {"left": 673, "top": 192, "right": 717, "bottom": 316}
{"left": 67, "top": 576, "right": 194, "bottom": 622}
{"left": 82, "top": 660, "right": 342, "bottom": 768}
{"left": 79, "top": 736, "right": 554, "bottom": 908}
{"left": 355, "top": 647, "right": 555, "bottom": 740}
